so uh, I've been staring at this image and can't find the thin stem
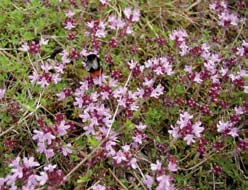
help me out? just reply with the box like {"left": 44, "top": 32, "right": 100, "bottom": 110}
{"left": 106, "top": 71, "right": 132, "bottom": 137}
{"left": 108, "top": 169, "right": 128, "bottom": 190}
{"left": 64, "top": 71, "right": 132, "bottom": 180}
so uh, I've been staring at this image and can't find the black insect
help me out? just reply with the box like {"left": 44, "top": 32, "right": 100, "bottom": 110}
{"left": 85, "top": 54, "right": 102, "bottom": 77}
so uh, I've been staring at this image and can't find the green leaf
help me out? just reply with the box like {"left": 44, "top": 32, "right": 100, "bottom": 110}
{"left": 23, "top": 32, "right": 35, "bottom": 41}
{"left": 87, "top": 136, "right": 100, "bottom": 148}
{"left": 144, "top": 106, "right": 166, "bottom": 126}
{"left": 0, "top": 0, "right": 10, "bottom": 7}
{"left": 0, "top": 55, "right": 9, "bottom": 65}
{"left": 175, "top": 84, "right": 185, "bottom": 94}
{"left": 77, "top": 170, "right": 93, "bottom": 183}
{"left": 125, "top": 119, "right": 135, "bottom": 131}
{"left": 71, "top": 154, "right": 80, "bottom": 162}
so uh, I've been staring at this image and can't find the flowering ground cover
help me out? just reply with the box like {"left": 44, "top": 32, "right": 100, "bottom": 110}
{"left": 0, "top": 0, "right": 247, "bottom": 189}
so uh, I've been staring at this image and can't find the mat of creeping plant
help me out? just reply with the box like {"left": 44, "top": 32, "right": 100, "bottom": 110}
{"left": 0, "top": 0, "right": 247, "bottom": 189}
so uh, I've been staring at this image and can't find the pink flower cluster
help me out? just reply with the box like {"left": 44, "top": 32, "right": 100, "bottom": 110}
{"left": 86, "top": 20, "right": 107, "bottom": 38}
{"left": 169, "top": 111, "right": 204, "bottom": 145}
{"left": 0, "top": 88, "right": 6, "bottom": 100}
{"left": 32, "top": 114, "right": 72, "bottom": 159}
{"left": 63, "top": 10, "right": 76, "bottom": 30}
{"left": 210, "top": 1, "right": 240, "bottom": 27}
{"left": 169, "top": 29, "right": 189, "bottom": 56}
{"left": 0, "top": 157, "right": 62, "bottom": 190}
{"left": 216, "top": 120, "right": 239, "bottom": 138}
{"left": 109, "top": 123, "right": 148, "bottom": 167}
{"left": 144, "top": 56, "right": 175, "bottom": 76}
{"left": 56, "top": 88, "right": 72, "bottom": 101}
{"left": 236, "top": 40, "right": 248, "bottom": 59}
{"left": 28, "top": 61, "right": 64, "bottom": 87}
{"left": 19, "top": 36, "right": 48, "bottom": 53}
{"left": 143, "top": 158, "right": 178, "bottom": 190}
{"left": 123, "top": 7, "right": 140, "bottom": 22}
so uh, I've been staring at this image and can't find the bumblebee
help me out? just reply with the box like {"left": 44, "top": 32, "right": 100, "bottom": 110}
{"left": 85, "top": 54, "right": 102, "bottom": 77}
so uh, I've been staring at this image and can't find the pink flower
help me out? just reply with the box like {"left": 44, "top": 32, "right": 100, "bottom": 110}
{"left": 10, "top": 157, "right": 21, "bottom": 168}
{"left": 105, "top": 139, "right": 117, "bottom": 156}
{"left": 234, "top": 106, "right": 244, "bottom": 115}
{"left": 32, "top": 130, "right": 45, "bottom": 142}
{"left": 91, "top": 184, "right": 106, "bottom": 190}
{"left": 62, "top": 143, "right": 72, "bottom": 156}
{"left": 29, "top": 71, "right": 39, "bottom": 84}
{"left": 237, "top": 46, "right": 245, "bottom": 56}
{"left": 143, "top": 174, "right": 154, "bottom": 189}
{"left": 35, "top": 172, "right": 48, "bottom": 185}
{"left": 169, "top": 111, "right": 204, "bottom": 145}
{"left": 41, "top": 63, "right": 53, "bottom": 73}
{"left": 136, "top": 122, "right": 147, "bottom": 131}
{"left": 0, "top": 88, "right": 6, "bottom": 99}
{"left": 144, "top": 57, "right": 174, "bottom": 76}
{"left": 113, "top": 150, "right": 127, "bottom": 164}
{"left": 123, "top": 7, "right": 140, "bottom": 22}
{"left": 180, "top": 111, "right": 193, "bottom": 122}
{"left": 151, "top": 84, "right": 164, "bottom": 98}
{"left": 64, "top": 21, "right": 76, "bottom": 30}
{"left": 37, "top": 142, "right": 46, "bottom": 154}
{"left": 96, "top": 28, "right": 107, "bottom": 38}
{"left": 151, "top": 160, "right": 162, "bottom": 171}
{"left": 39, "top": 36, "right": 49, "bottom": 46}
{"left": 132, "top": 133, "right": 143, "bottom": 144}
{"left": 122, "top": 145, "right": 130, "bottom": 152}
{"left": 123, "top": 7, "right": 132, "bottom": 20}
{"left": 108, "top": 15, "right": 125, "bottom": 30}
{"left": 57, "top": 91, "right": 66, "bottom": 101}
{"left": 19, "top": 42, "right": 30, "bottom": 52}
{"left": 125, "top": 26, "right": 132, "bottom": 35}
{"left": 86, "top": 20, "right": 94, "bottom": 29}
{"left": 132, "top": 9, "right": 141, "bottom": 22}
{"left": 37, "top": 76, "right": 50, "bottom": 87}
{"left": 218, "top": 12, "right": 239, "bottom": 27}
{"left": 45, "top": 148, "right": 54, "bottom": 159}
{"left": 209, "top": 1, "right": 227, "bottom": 12}
{"left": 23, "top": 157, "right": 40, "bottom": 168}
{"left": 56, "top": 120, "right": 70, "bottom": 136}
{"left": 23, "top": 178, "right": 37, "bottom": 189}
{"left": 44, "top": 133, "right": 56, "bottom": 145}
{"left": 52, "top": 73, "right": 61, "bottom": 84}
{"left": 65, "top": 10, "right": 75, "bottom": 18}
{"left": 54, "top": 63, "right": 65, "bottom": 74}
{"left": 179, "top": 41, "right": 189, "bottom": 56}
{"left": 244, "top": 86, "right": 248, "bottom": 94}
{"left": 183, "top": 134, "right": 195, "bottom": 145}
{"left": 130, "top": 158, "right": 138, "bottom": 169}
{"left": 100, "top": 0, "right": 109, "bottom": 5}
{"left": 228, "top": 127, "right": 239, "bottom": 138}
{"left": 11, "top": 166, "right": 23, "bottom": 178}
{"left": 33, "top": 130, "right": 55, "bottom": 144}
{"left": 168, "top": 126, "right": 180, "bottom": 138}
{"left": 143, "top": 77, "right": 154, "bottom": 87}
{"left": 128, "top": 60, "right": 138, "bottom": 69}
{"left": 168, "top": 160, "right": 178, "bottom": 172}
{"left": 216, "top": 120, "right": 230, "bottom": 133}
{"left": 220, "top": 67, "right": 228, "bottom": 76}
{"left": 184, "top": 65, "right": 192, "bottom": 73}
{"left": 60, "top": 50, "right": 71, "bottom": 64}
{"left": 44, "top": 164, "right": 57, "bottom": 172}
{"left": 0, "top": 178, "right": 4, "bottom": 186}
{"left": 156, "top": 175, "right": 174, "bottom": 190}
{"left": 193, "top": 73, "right": 203, "bottom": 84}
{"left": 83, "top": 124, "right": 96, "bottom": 135}
{"left": 192, "top": 121, "right": 204, "bottom": 138}
{"left": 169, "top": 29, "right": 188, "bottom": 42}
